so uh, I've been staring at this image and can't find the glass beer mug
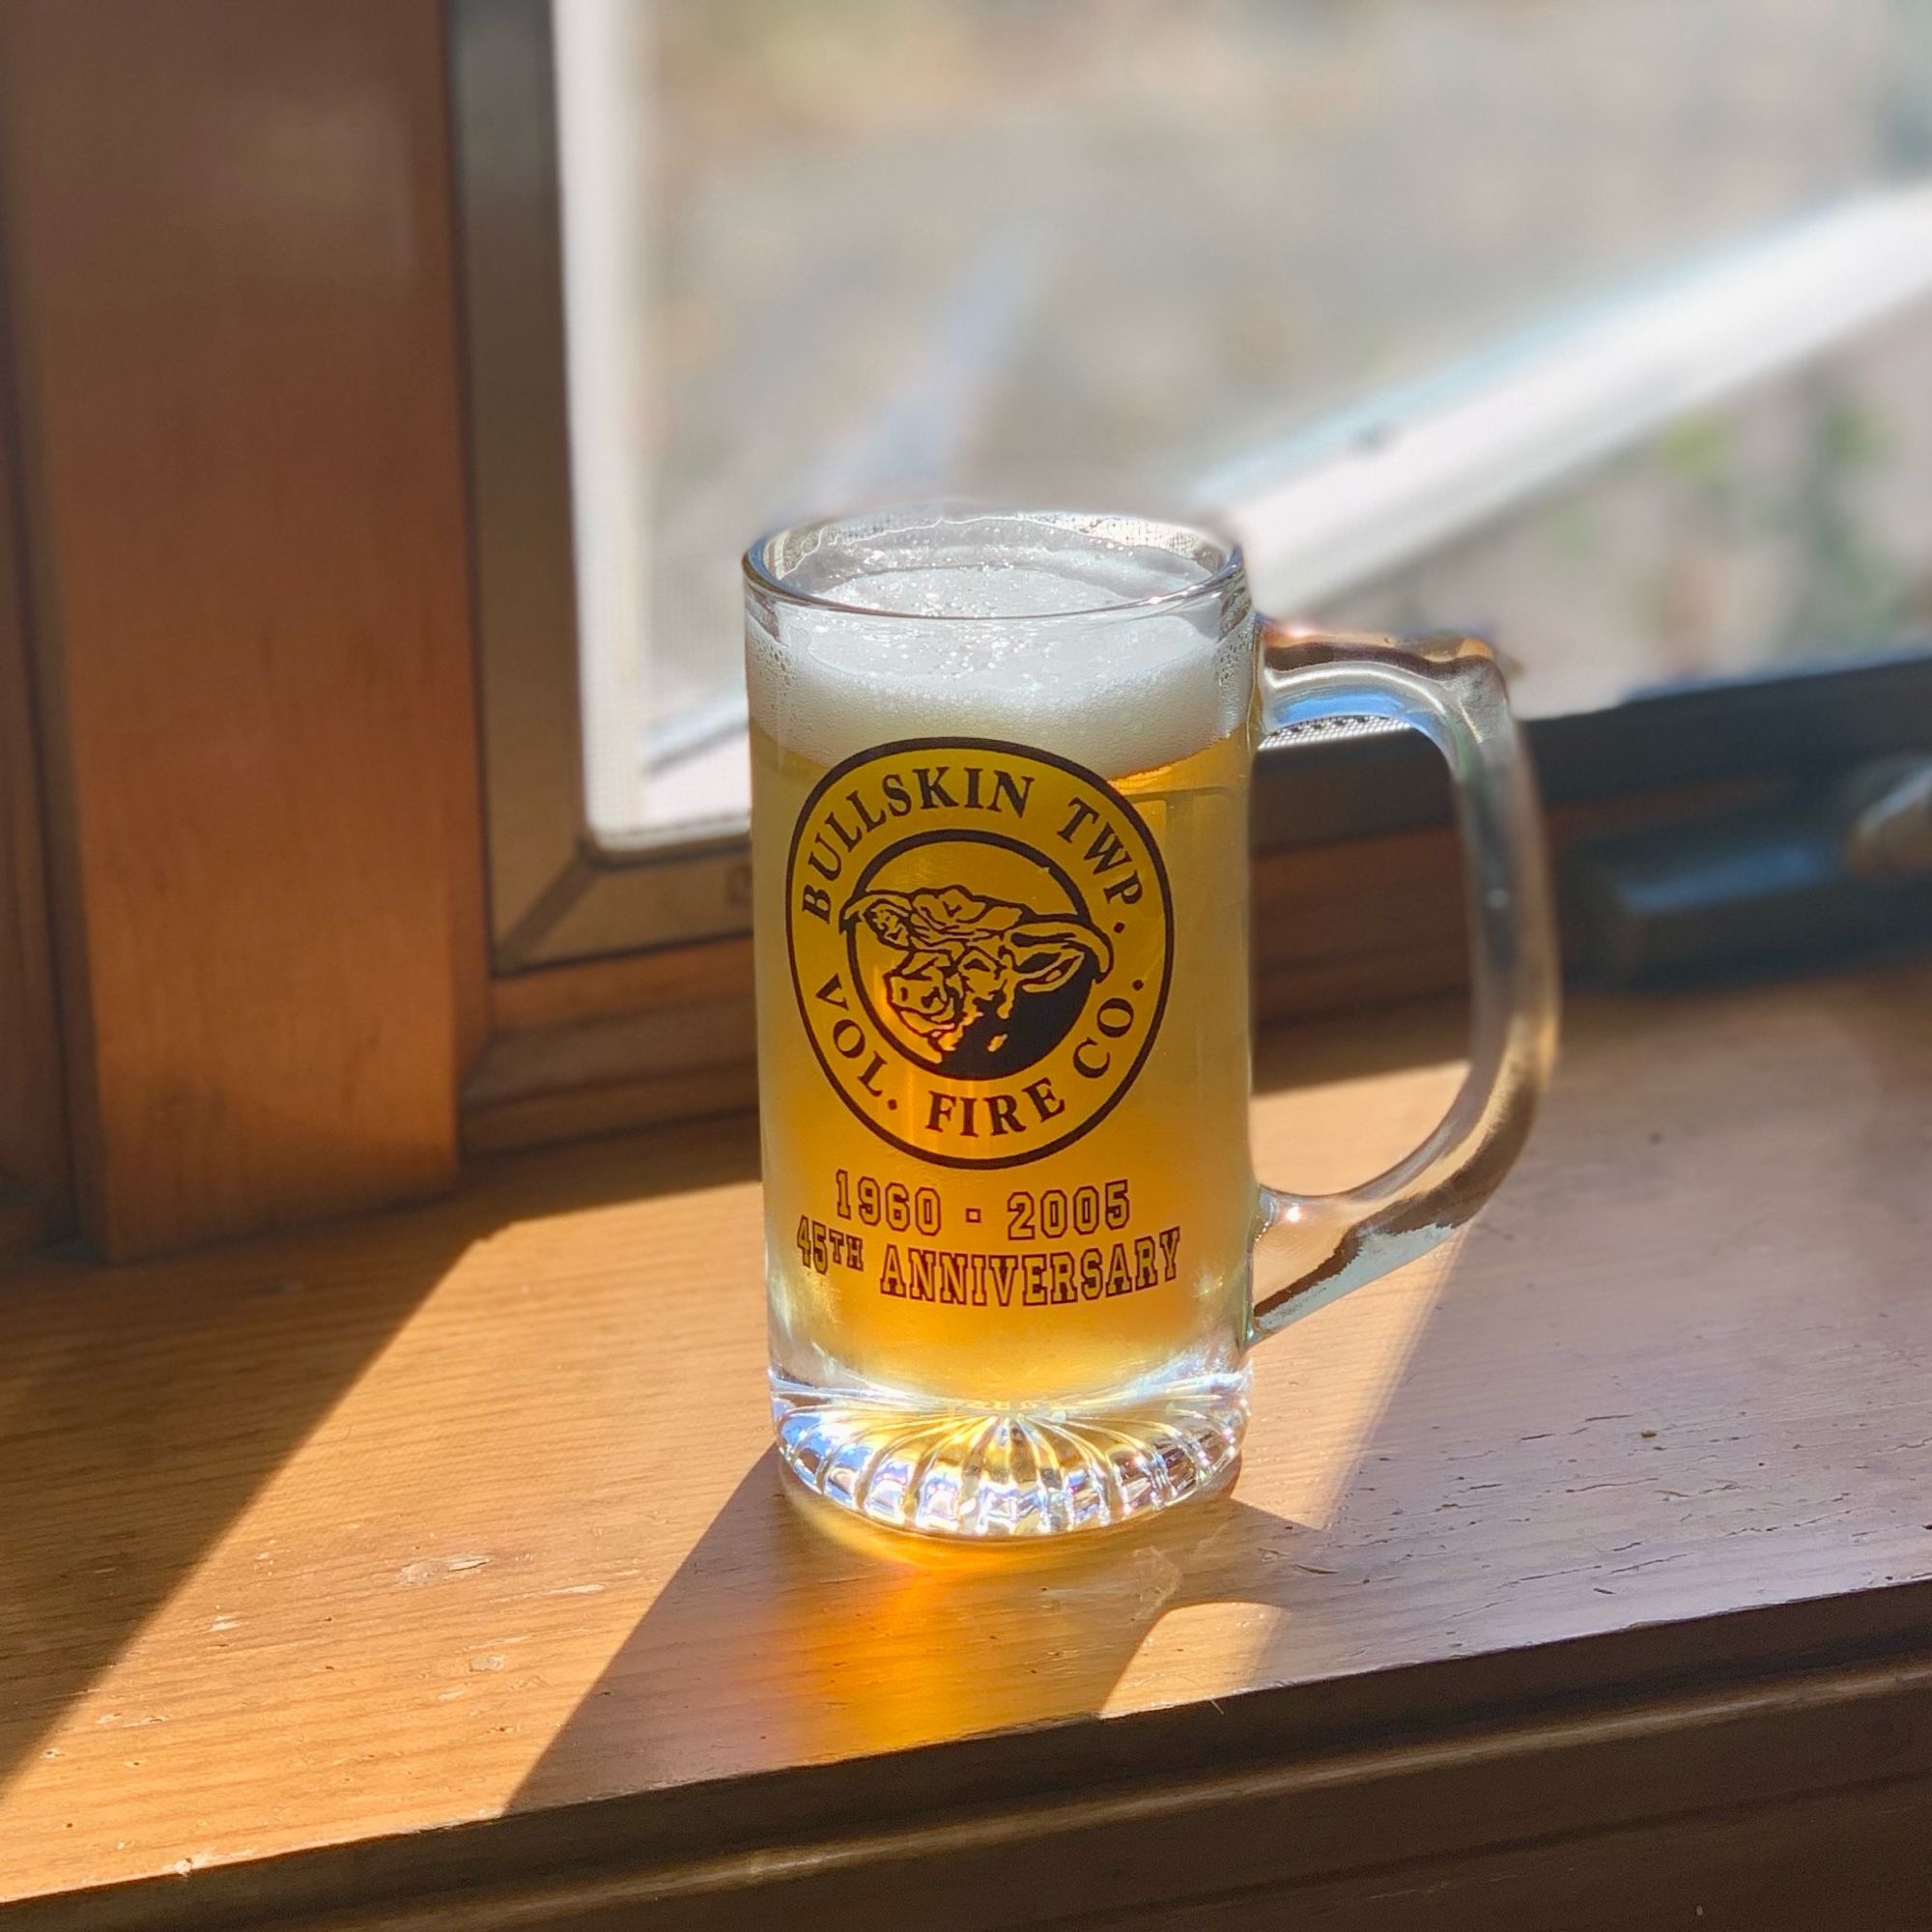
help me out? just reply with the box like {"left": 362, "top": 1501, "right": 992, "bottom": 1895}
{"left": 745, "top": 505, "right": 1557, "bottom": 1538}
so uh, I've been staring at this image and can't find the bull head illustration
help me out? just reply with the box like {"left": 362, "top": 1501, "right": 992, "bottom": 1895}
{"left": 841, "top": 885, "right": 1113, "bottom": 1065}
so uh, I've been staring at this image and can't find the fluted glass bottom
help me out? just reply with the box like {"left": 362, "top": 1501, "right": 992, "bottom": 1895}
{"left": 771, "top": 1365, "right": 1249, "bottom": 1538}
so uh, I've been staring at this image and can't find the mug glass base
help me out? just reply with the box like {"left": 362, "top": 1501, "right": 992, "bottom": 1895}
{"left": 770, "top": 1362, "right": 1250, "bottom": 1539}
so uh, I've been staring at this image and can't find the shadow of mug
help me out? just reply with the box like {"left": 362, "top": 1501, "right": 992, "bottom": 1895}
{"left": 512, "top": 1449, "right": 1350, "bottom": 1811}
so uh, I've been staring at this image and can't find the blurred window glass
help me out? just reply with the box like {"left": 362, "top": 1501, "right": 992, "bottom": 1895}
{"left": 543, "top": 0, "right": 1932, "bottom": 843}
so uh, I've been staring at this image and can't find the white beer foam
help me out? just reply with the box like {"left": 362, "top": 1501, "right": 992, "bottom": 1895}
{"left": 748, "top": 556, "right": 1253, "bottom": 778}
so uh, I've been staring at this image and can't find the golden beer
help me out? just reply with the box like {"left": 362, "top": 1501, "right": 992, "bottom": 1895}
{"left": 753, "top": 714, "right": 1257, "bottom": 1411}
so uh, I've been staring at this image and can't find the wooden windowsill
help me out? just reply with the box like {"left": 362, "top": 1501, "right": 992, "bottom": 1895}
{"left": 5, "top": 965, "right": 1932, "bottom": 1928}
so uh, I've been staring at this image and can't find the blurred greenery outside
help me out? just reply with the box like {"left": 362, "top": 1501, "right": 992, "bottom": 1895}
{"left": 587, "top": 0, "right": 1932, "bottom": 820}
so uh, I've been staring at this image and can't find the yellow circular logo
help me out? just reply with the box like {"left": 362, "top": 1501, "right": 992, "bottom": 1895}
{"left": 785, "top": 737, "right": 1173, "bottom": 1169}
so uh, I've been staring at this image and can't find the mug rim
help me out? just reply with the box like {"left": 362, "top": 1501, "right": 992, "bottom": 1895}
{"left": 742, "top": 502, "right": 1246, "bottom": 625}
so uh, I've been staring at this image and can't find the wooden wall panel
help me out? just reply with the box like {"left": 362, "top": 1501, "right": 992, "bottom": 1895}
{"left": 0, "top": 0, "right": 486, "bottom": 1257}
{"left": 0, "top": 347, "right": 66, "bottom": 1248}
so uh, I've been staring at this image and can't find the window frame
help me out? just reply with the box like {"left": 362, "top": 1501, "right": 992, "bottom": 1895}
{"left": 453, "top": 0, "right": 752, "bottom": 969}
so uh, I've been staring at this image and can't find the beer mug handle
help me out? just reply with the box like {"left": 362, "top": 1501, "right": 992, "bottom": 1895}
{"left": 1248, "top": 623, "right": 1560, "bottom": 1341}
